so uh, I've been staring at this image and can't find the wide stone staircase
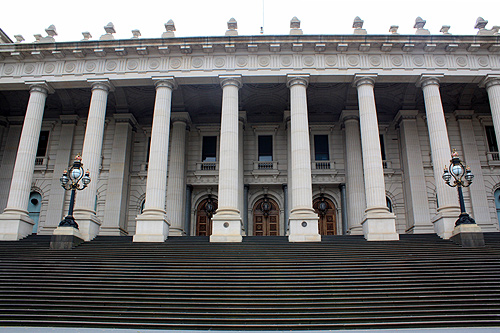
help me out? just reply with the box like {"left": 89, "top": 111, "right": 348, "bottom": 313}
{"left": 0, "top": 233, "right": 500, "bottom": 330}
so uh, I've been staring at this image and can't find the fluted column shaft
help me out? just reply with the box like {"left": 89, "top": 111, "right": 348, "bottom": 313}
{"left": 134, "top": 78, "right": 177, "bottom": 242}
{"left": 143, "top": 80, "right": 176, "bottom": 214}
{"left": 166, "top": 115, "right": 189, "bottom": 235}
{"left": 355, "top": 77, "right": 387, "bottom": 210}
{"left": 286, "top": 75, "right": 320, "bottom": 242}
{"left": 421, "top": 77, "right": 459, "bottom": 210}
{"left": 420, "top": 76, "right": 460, "bottom": 239}
{"left": 210, "top": 75, "right": 243, "bottom": 242}
{"left": 4, "top": 85, "right": 49, "bottom": 215}
{"left": 0, "top": 83, "right": 52, "bottom": 240}
{"left": 288, "top": 77, "right": 315, "bottom": 213}
{"left": 216, "top": 77, "right": 241, "bottom": 215}
{"left": 74, "top": 81, "right": 111, "bottom": 214}
{"left": 485, "top": 77, "right": 500, "bottom": 151}
{"left": 341, "top": 111, "right": 366, "bottom": 234}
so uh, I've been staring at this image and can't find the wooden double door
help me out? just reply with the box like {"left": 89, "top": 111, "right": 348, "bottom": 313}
{"left": 195, "top": 197, "right": 218, "bottom": 236}
{"left": 313, "top": 196, "right": 337, "bottom": 235}
{"left": 253, "top": 197, "right": 279, "bottom": 236}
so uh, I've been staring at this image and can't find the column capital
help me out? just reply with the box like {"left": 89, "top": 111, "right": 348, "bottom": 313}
{"left": 153, "top": 76, "right": 177, "bottom": 90}
{"left": 171, "top": 111, "right": 191, "bottom": 124}
{"left": 60, "top": 114, "right": 80, "bottom": 125}
{"left": 418, "top": 74, "right": 444, "bottom": 88}
{"left": 238, "top": 111, "right": 247, "bottom": 124}
{"left": 353, "top": 74, "right": 377, "bottom": 88}
{"left": 454, "top": 110, "right": 474, "bottom": 120}
{"left": 88, "top": 79, "right": 114, "bottom": 92}
{"left": 340, "top": 110, "right": 360, "bottom": 123}
{"left": 482, "top": 74, "right": 500, "bottom": 89}
{"left": 25, "top": 81, "right": 54, "bottom": 95}
{"left": 394, "top": 110, "right": 419, "bottom": 125}
{"left": 219, "top": 75, "right": 242, "bottom": 89}
{"left": 286, "top": 74, "right": 309, "bottom": 88}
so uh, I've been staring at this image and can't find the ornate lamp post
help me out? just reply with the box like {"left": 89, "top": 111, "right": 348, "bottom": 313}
{"left": 442, "top": 150, "right": 476, "bottom": 226}
{"left": 59, "top": 155, "right": 91, "bottom": 229}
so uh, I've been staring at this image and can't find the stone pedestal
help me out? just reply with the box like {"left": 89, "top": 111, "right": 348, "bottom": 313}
{"left": 50, "top": 226, "right": 84, "bottom": 250}
{"left": 134, "top": 212, "right": 170, "bottom": 242}
{"left": 210, "top": 214, "right": 243, "bottom": 243}
{"left": 0, "top": 213, "right": 34, "bottom": 240}
{"left": 450, "top": 223, "right": 485, "bottom": 248}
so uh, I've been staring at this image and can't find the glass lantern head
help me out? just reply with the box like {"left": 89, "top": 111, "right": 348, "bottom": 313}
{"left": 70, "top": 167, "right": 82, "bottom": 181}
{"left": 465, "top": 168, "right": 474, "bottom": 182}
{"left": 82, "top": 171, "right": 91, "bottom": 186}
{"left": 442, "top": 168, "right": 451, "bottom": 182}
{"left": 60, "top": 171, "right": 69, "bottom": 186}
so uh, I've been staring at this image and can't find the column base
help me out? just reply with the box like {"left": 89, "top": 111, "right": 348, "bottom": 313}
{"left": 73, "top": 211, "right": 101, "bottom": 241}
{"left": 168, "top": 228, "right": 186, "bottom": 236}
{"left": 133, "top": 213, "right": 170, "bottom": 242}
{"left": 347, "top": 226, "right": 364, "bottom": 235}
{"left": 406, "top": 224, "right": 435, "bottom": 234}
{"left": 210, "top": 214, "right": 242, "bottom": 243}
{"left": 432, "top": 208, "right": 461, "bottom": 239}
{"left": 288, "top": 213, "right": 321, "bottom": 242}
{"left": 362, "top": 210, "right": 399, "bottom": 241}
{"left": 50, "top": 226, "right": 84, "bottom": 249}
{"left": 0, "top": 212, "right": 34, "bottom": 240}
{"left": 450, "top": 223, "right": 485, "bottom": 248}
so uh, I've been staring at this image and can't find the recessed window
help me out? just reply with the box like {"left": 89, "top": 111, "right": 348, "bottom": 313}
{"left": 386, "top": 196, "right": 393, "bottom": 213}
{"left": 202, "top": 136, "right": 217, "bottom": 162}
{"left": 258, "top": 135, "right": 273, "bottom": 162}
{"left": 486, "top": 126, "right": 498, "bottom": 152}
{"left": 36, "top": 131, "right": 50, "bottom": 157}
{"left": 314, "top": 135, "right": 329, "bottom": 161}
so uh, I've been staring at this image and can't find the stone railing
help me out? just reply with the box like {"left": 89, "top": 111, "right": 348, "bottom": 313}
{"left": 253, "top": 161, "right": 278, "bottom": 171}
{"left": 197, "top": 162, "right": 218, "bottom": 171}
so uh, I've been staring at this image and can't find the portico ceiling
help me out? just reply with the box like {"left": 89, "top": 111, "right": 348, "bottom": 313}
{"left": 0, "top": 82, "right": 491, "bottom": 126}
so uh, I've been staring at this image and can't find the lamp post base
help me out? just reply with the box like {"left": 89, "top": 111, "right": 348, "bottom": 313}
{"left": 58, "top": 215, "right": 79, "bottom": 229}
{"left": 450, "top": 223, "right": 484, "bottom": 248}
{"left": 455, "top": 212, "right": 476, "bottom": 227}
{"left": 50, "top": 226, "right": 84, "bottom": 250}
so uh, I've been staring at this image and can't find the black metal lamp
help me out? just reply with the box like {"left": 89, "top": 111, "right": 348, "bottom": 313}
{"left": 59, "top": 155, "right": 91, "bottom": 229}
{"left": 442, "top": 150, "right": 476, "bottom": 226}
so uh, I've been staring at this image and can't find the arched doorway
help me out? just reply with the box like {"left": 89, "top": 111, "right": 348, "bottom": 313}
{"left": 196, "top": 196, "right": 218, "bottom": 236}
{"left": 313, "top": 195, "right": 337, "bottom": 235}
{"left": 495, "top": 189, "right": 500, "bottom": 225}
{"left": 253, "top": 196, "right": 279, "bottom": 236}
{"left": 28, "top": 192, "right": 42, "bottom": 234}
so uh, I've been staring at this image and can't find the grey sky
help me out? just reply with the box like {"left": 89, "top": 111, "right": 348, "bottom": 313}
{"left": 2, "top": 0, "right": 499, "bottom": 42}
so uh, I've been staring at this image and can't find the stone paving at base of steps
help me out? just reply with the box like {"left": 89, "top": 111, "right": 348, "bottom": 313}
{"left": 1, "top": 328, "right": 500, "bottom": 333}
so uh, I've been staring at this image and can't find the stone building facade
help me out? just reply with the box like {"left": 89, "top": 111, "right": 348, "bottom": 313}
{"left": 0, "top": 18, "right": 499, "bottom": 242}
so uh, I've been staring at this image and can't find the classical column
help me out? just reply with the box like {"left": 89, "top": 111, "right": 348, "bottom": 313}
{"left": 484, "top": 75, "right": 500, "bottom": 151}
{"left": 419, "top": 75, "right": 460, "bottom": 239}
{"left": 354, "top": 74, "right": 398, "bottom": 241}
{"left": 395, "top": 110, "right": 432, "bottom": 233}
{"left": 101, "top": 114, "right": 137, "bottom": 235}
{"left": 73, "top": 79, "right": 113, "bottom": 241}
{"left": 184, "top": 185, "right": 193, "bottom": 235}
{"left": 0, "top": 82, "right": 53, "bottom": 240}
{"left": 455, "top": 110, "right": 493, "bottom": 230}
{"left": 284, "top": 111, "right": 292, "bottom": 235}
{"left": 134, "top": 77, "right": 177, "bottom": 242}
{"left": 211, "top": 75, "right": 243, "bottom": 242}
{"left": 286, "top": 74, "right": 320, "bottom": 242}
{"left": 238, "top": 112, "right": 246, "bottom": 235}
{"left": 339, "top": 184, "right": 348, "bottom": 235}
{"left": 340, "top": 110, "right": 365, "bottom": 235}
{"left": 0, "top": 117, "right": 23, "bottom": 212}
{"left": 43, "top": 115, "right": 79, "bottom": 233}
{"left": 166, "top": 112, "right": 190, "bottom": 236}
